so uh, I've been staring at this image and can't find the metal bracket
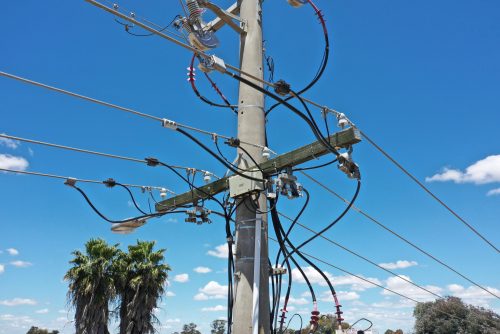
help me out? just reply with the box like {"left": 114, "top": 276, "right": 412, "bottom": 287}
{"left": 201, "top": 1, "right": 246, "bottom": 34}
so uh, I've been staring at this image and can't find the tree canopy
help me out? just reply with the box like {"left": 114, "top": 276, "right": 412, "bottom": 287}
{"left": 414, "top": 296, "right": 500, "bottom": 334}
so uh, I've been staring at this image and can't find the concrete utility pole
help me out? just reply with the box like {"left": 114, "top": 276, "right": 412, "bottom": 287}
{"left": 232, "top": 1, "right": 269, "bottom": 333}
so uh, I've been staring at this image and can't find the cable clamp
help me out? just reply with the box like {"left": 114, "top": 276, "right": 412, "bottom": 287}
{"left": 199, "top": 55, "right": 227, "bottom": 73}
{"left": 224, "top": 137, "right": 240, "bottom": 148}
{"left": 274, "top": 79, "right": 291, "bottom": 96}
{"left": 162, "top": 118, "right": 178, "bottom": 130}
{"left": 145, "top": 157, "right": 160, "bottom": 167}
{"left": 103, "top": 178, "right": 117, "bottom": 188}
{"left": 64, "top": 178, "right": 77, "bottom": 187}
{"left": 211, "top": 133, "right": 218, "bottom": 143}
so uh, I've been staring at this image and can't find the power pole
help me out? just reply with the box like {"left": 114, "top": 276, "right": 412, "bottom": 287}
{"left": 232, "top": 0, "right": 269, "bottom": 333}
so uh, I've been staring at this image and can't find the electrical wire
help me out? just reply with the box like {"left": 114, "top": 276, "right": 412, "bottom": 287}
{"left": 277, "top": 211, "right": 445, "bottom": 300}
{"left": 0, "top": 167, "right": 170, "bottom": 192}
{"left": 300, "top": 171, "right": 500, "bottom": 300}
{"left": 0, "top": 133, "right": 213, "bottom": 181}
{"left": 114, "top": 14, "right": 181, "bottom": 37}
{"left": 349, "top": 318, "right": 373, "bottom": 331}
{"left": 225, "top": 72, "right": 340, "bottom": 158}
{"left": 282, "top": 180, "right": 361, "bottom": 261}
{"left": 272, "top": 204, "right": 344, "bottom": 328}
{"left": 0, "top": 71, "right": 272, "bottom": 152}
{"left": 359, "top": 130, "right": 499, "bottom": 254}
{"left": 188, "top": 53, "right": 238, "bottom": 112}
{"left": 69, "top": 183, "right": 184, "bottom": 224}
{"left": 266, "top": 0, "right": 330, "bottom": 115}
{"left": 85, "top": 0, "right": 276, "bottom": 88}
{"left": 175, "top": 128, "right": 266, "bottom": 182}
{"left": 293, "top": 158, "right": 337, "bottom": 172}
{"left": 279, "top": 243, "right": 499, "bottom": 333}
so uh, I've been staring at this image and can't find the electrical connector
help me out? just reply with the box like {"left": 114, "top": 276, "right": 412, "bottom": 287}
{"left": 103, "top": 178, "right": 117, "bottom": 188}
{"left": 199, "top": 55, "right": 227, "bottom": 73}
{"left": 145, "top": 157, "right": 160, "bottom": 167}
{"left": 275, "top": 168, "right": 303, "bottom": 199}
{"left": 274, "top": 79, "right": 291, "bottom": 96}
{"left": 185, "top": 206, "right": 212, "bottom": 225}
{"left": 224, "top": 137, "right": 241, "bottom": 148}
{"left": 64, "top": 178, "right": 77, "bottom": 187}
{"left": 338, "top": 149, "right": 361, "bottom": 180}
{"left": 162, "top": 118, "right": 178, "bottom": 130}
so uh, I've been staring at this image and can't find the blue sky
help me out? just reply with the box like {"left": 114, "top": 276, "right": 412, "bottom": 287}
{"left": 1, "top": 0, "right": 499, "bottom": 333}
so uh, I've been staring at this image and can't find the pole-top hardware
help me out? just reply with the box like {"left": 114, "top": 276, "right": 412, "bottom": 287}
{"left": 274, "top": 79, "right": 291, "bottom": 96}
{"left": 162, "top": 118, "right": 178, "bottom": 130}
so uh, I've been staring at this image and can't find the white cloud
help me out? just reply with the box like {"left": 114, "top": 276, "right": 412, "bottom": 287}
{"left": 195, "top": 281, "right": 228, "bottom": 300}
{"left": 164, "top": 318, "right": 181, "bottom": 323}
{"left": 6, "top": 248, "right": 19, "bottom": 256}
{"left": 382, "top": 275, "right": 442, "bottom": 301}
{"left": 486, "top": 188, "right": 500, "bottom": 196}
{"left": 379, "top": 260, "right": 418, "bottom": 270}
{"left": 10, "top": 261, "right": 32, "bottom": 268}
{"left": 292, "top": 267, "right": 380, "bottom": 291}
{"left": 0, "top": 298, "right": 37, "bottom": 306}
{"left": 0, "top": 154, "right": 29, "bottom": 171}
{"left": 166, "top": 291, "right": 176, "bottom": 297}
{"left": 173, "top": 273, "right": 189, "bottom": 283}
{"left": 200, "top": 281, "right": 228, "bottom": 295}
{"left": 426, "top": 155, "right": 500, "bottom": 185}
{"left": 35, "top": 308, "right": 49, "bottom": 314}
{"left": 194, "top": 266, "right": 212, "bottom": 274}
{"left": 447, "top": 284, "right": 500, "bottom": 306}
{"left": 284, "top": 296, "right": 309, "bottom": 305}
{"left": 0, "top": 264, "right": 4, "bottom": 274}
{"left": 194, "top": 293, "right": 209, "bottom": 301}
{"left": 320, "top": 290, "right": 360, "bottom": 302}
{"left": 201, "top": 305, "right": 227, "bottom": 312}
{"left": 0, "top": 136, "right": 19, "bottom": 149}
{"left": 207, "top": 244, "right": 229, "bottom": 259}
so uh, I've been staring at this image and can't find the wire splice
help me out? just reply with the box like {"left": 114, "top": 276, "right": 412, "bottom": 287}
{"left": 274, "top": 79, "right": 291, "bottom": 96}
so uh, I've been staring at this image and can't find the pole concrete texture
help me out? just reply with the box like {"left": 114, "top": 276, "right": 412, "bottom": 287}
{"left": 232, "top": 0, "right": 270, "bottom": 333}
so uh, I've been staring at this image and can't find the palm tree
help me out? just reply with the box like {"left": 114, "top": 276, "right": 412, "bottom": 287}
{"left": 64, "top": 238, "right": 121, "bottom": 334}
{"left": 116, "top": 240, "right": 170, "bottom": 334}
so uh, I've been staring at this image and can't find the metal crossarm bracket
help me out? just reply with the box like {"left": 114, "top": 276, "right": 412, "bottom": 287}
{"left": 155, "top": 127, "right": 361, "bottom": 211}
{"left": 202, "top": 2, "right": 246, "bottom": 33}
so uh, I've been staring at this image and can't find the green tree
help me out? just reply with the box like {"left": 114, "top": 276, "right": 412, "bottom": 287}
{"left": 210, "top": 319, "right": 227, "bottom": 334}
{"left": 64, "top": 238, "right": 120, "bottom": 334}
{"left": 414, "top": 296, "right": 500, "bottom": 334}
{"left": 384, "top": 330, "right": 395, "bottom": 334}
{"left": 173, "top": 323, "right": 202, "bottom": 334}
{"left": 26, "top": 327, "right": 59, "bottom": 334}
{"left": 116, "top": 240, "right": 170, "bottom": 334}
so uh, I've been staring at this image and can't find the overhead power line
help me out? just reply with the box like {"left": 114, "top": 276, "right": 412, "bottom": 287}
{"left": 86, "top": 0, "right": 498, "bottom": 255}
{"left": 277, "top": 212, "right": 443, "bottom": 300}
{"left": 85, "top": 0, "right": 275, "bottom": 88}
{"left": 299, "top": 97, "right": 498, "bottom": 254}
{"left": 274, "top": 239, "right": 497, "bottom": 333}
{"left": 300, "top": 171, "right": 500, "bottom": 300}
{"left": 0, "top": 133, "right": 216, "bottom": 178}
{"left": 0, "top": 167, "right": 173, "bottom": 193}
{"left": 0, "top": 71, "right": 273, "bottom": 153}
{"left": 359, "top": 130, "right": 499, "bottom": 254}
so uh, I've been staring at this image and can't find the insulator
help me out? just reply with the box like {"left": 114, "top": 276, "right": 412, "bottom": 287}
{"left": 186, "top": 0, "right": 203, "bottom": 22}
{"left": 181, "top": 17, "right": 193, "bottom": 33}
